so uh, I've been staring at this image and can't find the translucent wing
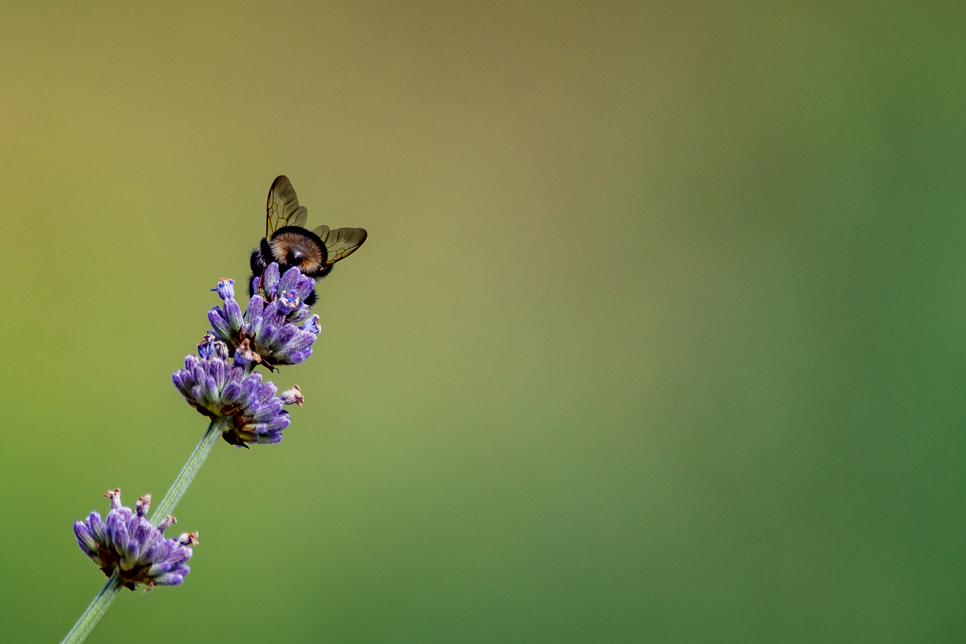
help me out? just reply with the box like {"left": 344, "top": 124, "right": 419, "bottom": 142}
{"left": 265, "top": 175, "right": 308, "bottom": 238}
{"left": 312, "top": 225, "right": 368, "bottom": 264}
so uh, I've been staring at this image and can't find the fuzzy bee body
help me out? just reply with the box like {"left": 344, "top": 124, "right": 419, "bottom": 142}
{"left": 249, "top": 176, "right": 367, "bottom": 305}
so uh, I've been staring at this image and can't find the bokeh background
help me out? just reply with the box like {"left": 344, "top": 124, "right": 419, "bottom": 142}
{"left": 2, "top": 2, "right": 965, "bottom": 642}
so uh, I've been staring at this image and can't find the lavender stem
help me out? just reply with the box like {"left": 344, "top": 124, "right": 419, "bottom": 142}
{"left": 59, "top": 573, "right": 123, "bottom": 644}
{"left": 150, "top": 417, "right": 227, "bottom": 525}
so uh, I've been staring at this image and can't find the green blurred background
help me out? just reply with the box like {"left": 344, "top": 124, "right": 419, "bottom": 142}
{"left": 3, "top": 1, "right": 965, "bottom": 642}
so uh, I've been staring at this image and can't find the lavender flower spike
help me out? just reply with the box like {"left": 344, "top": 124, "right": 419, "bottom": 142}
{"left": 208, "top": 265, "right": 320, "bottom": 369}
{"left": 73, "top": 489, "right": 198, "bottom": 591}
{"left": 172, "top": 333, "right": 303, "bottom": 446}
{"left": 174, "top": 272, "right": 317, "bottom": 446}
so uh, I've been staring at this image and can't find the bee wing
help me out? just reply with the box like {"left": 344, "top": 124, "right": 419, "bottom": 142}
{"left": 312, "top": 225, "right": 368, "bottom": 264}
{"left": 266, "top": 175, "right": 308, "bottom": 238}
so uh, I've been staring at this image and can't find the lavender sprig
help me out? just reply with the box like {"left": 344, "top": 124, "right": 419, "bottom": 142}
{"left": 64, "top": 265, "right": 319, "bottom": 644}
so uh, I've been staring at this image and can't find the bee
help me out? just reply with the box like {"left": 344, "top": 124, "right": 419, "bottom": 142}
{"left": 250, "top": 175, "right": 367, "bottom": 306}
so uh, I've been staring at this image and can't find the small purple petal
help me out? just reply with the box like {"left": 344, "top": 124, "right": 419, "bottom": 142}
{"left": 208, "top": 307, "right": 231, "bottom": 339}
{"left": 225, "top": 299, "right": 244, "bottom": 330}
{"left": 164, "top": 546, "right": 193, "bottom": 568}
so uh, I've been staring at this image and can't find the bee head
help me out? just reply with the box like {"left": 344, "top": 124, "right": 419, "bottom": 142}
{"left": 267, "top": 226, "right": 328, "bottom": 278}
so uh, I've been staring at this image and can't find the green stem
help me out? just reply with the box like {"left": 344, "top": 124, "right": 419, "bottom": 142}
{"left": 61, "top": 417, "right": 227, "bottom": 644}
{"left": 150, "top": 417, "right": 227, "bottom": 526}
{"left": 59, "top": 573, "right": 123, "bottom": 644}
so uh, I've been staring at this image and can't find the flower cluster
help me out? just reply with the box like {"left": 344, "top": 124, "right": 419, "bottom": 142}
{"left": 172, "top": 334, "right": 302, "bottom": 446}
{"left": 207, "top": 264, "right": 320, "bottom": 369}
{"left": 73, "top": 489, "right": 197, "bottom": 591}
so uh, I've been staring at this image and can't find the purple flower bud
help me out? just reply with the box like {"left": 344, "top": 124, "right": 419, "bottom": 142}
{"left": 258, "top": 324, "right": 279, "bottom": 348}
{"left": 208, "top": 307, "right": 232, "bottom": 339}
{"left": 254, "top": 411, "right": 291, "bottom": 433}
{"left": 212, "top": 278, "right": 235, "bottom": 301}
{"left": 88, "top": 511, "right": 107, "bottom": 542}
{"left": 278, "top": 267, "right": 302, "bottom": 294}
{"left": 74, "top": 522, "right": 98, "bottom": 555}
{"left": 245, "top": 295, "right": 265, "bottom": 321}
{"left": 251, "top": 398, "right": 283, "bottom": 422}
{"left": 261, "top": 263, "right": 280, "bottom": 298}
{"left": 255, "top": 381, "right": 277, "bottom": 406}
{"left": 220, "top": 381, "right": 242, "bottom": 405}
{"left": 288, "top": 330, "right": 317, "bottom": 352}
{"left": 276, "top": 348, "right": 311, "bottom": 365}
{"left": 154, "top": 572, "right": 186, "bottom": 586}
{"left": 274, "top": 324, "right": 298, "bottom": 346}
{"left": 225, "top": 298, "right": 244, "bottom": 331}
{"left": 256, "top": 432, "right": 284, "bottom": 445}
{"left": 73, "top": 489, "right": 199, "bottom": 591}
